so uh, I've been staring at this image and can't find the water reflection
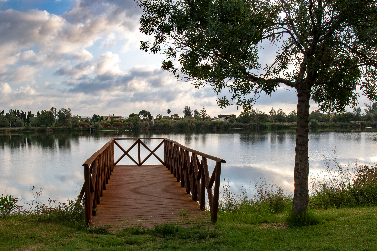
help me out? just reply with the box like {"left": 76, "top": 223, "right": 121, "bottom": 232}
{"left": 0, "top": 131, "right": 376, "bottom": 208}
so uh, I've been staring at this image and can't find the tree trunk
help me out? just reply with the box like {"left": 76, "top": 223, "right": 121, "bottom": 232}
{"left": 292, "top": 82, "right": 311, "bottom": 215}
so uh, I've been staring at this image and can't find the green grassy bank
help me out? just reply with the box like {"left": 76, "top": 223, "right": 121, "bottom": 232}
{"left": 0, "top": 206, "right": 376, "bottom": 250}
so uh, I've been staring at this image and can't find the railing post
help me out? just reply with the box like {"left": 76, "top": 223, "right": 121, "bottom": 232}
{"left": 84, "top": 163, "right": 91, "bottom": 225}
{"left": 164, "top": 139, "right": 167, "bottom": 166}
{"left": 200, "top": 157, "right": 206, "bottom": 210}
{"left": 138, "top": 139, "right": 141, "bottom": 166}
{"left": 211, "top": 161, "right": 222, "bottom": 222}
{"left": 111, "top": 139, "right": 115, "bottom": 169}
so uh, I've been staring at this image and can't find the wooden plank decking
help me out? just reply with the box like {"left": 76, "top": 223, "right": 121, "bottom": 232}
{"left": 90, "top": 165, "right": 210, "bottom": 230}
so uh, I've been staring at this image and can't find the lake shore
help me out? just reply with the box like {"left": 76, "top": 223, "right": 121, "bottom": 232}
{"left": 0, "top": 119, "right": 377, "bottom": 135}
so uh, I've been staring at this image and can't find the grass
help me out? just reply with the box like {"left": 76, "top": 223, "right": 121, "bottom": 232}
{"left": 0, "top": 159, "right": 376, "bottom": 250}
{"left": 0, "top": 207, "right": 376, "bottom": 250}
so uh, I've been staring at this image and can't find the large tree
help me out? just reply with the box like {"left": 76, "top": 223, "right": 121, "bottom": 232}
{"left": 137, "top": 0, "right": 377, "bottom": 215}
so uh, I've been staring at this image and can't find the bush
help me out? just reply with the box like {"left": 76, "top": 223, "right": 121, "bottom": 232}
{"left": 309, "top": 156, "right": 377, "bottom": 209}
{"left": 0, "top": 116, "right": 10, "bottom": 127}
{"left": 0, "top": 195, "right": 18, "bottom": 218}
{"left": 79, "top": 123, "right": 89, "bottom": 128}
{"left": 101, "top": 122, "right": 111, "bottom": 128}
{"left": 112, "top": 122, "right": 123, "bottom": 128}
{"left": 1, "top": 187, "right": 85, "bottom": 229}
{"left": 220, "top": 179, "right": 291, "bottom": 214}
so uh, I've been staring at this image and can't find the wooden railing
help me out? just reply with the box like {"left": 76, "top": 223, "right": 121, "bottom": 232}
{"left": 79, "top": 138, "right": 225, "bottom": 225}
{"left": 164, "top": 139, "right": 225, "bottom": 222}
{"left": 79, "top": 139, "right": 115, "bottom": 225}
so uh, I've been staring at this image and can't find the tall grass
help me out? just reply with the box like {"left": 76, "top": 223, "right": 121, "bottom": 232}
{"left": 309, "top": 155, "right": 377, "bottom": 209}
{"left": 219, "top": 154, "right": 376, "bottom": 226}
{"left": 0, "top": 187, "right": 85, "bottom": 229}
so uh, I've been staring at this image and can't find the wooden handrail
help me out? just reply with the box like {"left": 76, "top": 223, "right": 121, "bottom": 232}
{"left": 79, "top": 139, "right": 114, "bottom": 225}
{"left": 79, "top": 138, "right": 225, "bottom": 225}
{"left": 164, "top": 138, "right": 226, "bottom": 163}
{"left": 163, "top": 139, "right": 224, "bottom": 222}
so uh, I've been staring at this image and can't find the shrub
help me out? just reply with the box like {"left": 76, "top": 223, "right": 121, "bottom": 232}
{"left": 0, "top": 195, "right": 18, "bottom": 218}
{"left": 101, "top": 122, "right": 111, "bottom": 128}
{"left": 112, "top": 122, "right": 123, "bottom": 128}
{"left": 79, "top": 123, "right": 89, "bottom": 128}
{"left": 220, "top": 179, "right": 291, "bottom": 214}
{"left": 309, "top": 154, "right": 377, "bottom": 209}
{"left": 1, "top": 186, "right": 85, "bottom": 229}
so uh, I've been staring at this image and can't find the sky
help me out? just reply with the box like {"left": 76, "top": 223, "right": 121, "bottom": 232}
{"left": 0, "top": 0, "right": 373, "bottom": 118}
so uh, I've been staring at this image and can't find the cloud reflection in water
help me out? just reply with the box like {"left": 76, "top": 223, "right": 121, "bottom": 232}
{"left": 0, "top": 131, "right": 376, "bottom": 209}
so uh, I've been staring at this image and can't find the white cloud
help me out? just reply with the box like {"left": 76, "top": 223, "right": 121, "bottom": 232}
{"left": 100, "top": 33, "right": 117, "bottom": 48}
{"left": 96, "top": 52, "right": 124, "bottom": 76}
{"left": 12, "top": 65, "right": 38, "bottom": 83}
{"left": 16, "top": 85, "right": 36, "bottom": 95}
{"left": 0, "top": 82, "right": 11, "bottom": 94}
{"left": 75, "top": 49, "right": 93, "bottom": 61}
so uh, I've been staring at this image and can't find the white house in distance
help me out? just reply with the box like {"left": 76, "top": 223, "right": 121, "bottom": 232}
{"left": 103, "top": 115, "right": 124, "bottom": 121}
{"left": 216, "top": 114, "right": 236, "bottom": 121}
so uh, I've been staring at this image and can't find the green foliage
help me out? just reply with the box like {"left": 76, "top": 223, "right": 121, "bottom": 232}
{"left": 101, "top": 122, "right": 112, "bottom": 128}
{"left": 1, "top": 187, "right": 85, "bottom": 229}
{"left": 287, "top": 110, "right": 297, "bottom": 122}
{"left": 193, "top": 109, "right": 201, "bottom": 119}
{"left": 0, "top": 195, "right": 18, "bottom": 218}
{"left": 112, "top": 122, "right": 123, "bottom": 128}
{"left": 175, "top": 119, "right": 196, "bottom": 131}
{"left": 57, "top": 108, "right": 72, "bottom": 127}
{"left": 310, "top": 163, "right": 377, "bottom": 209}
{"left": 138, "top": 0, "right": 376, "bottom": 112}
{"left": 38, "top": 110, "right": 55, "bottom": 127}
{"left": 309, "top": 150, "right": 377, "bottom": 210}
{"left": 29, "top": 116, "right": 40, "bottom": 127}
{"left": 138, "top": 110, "right": 152, "bottom": 121}
{"left": 0, "top": 115, "right": 10, "bottom": 127}
{"left": 310, "top": 119, "right": 319, "bottom": 130}
{"left": 183, "top": 106, "right": 192, "bottom": 117}
{"left": 220, "top": 179, "right": 292, "bottom": 217}
{"left": 363, "top": 102, "right": 377, "bottom": 121}
{"left": 13, "top": 117, "right": 24, "bottom": 127}
{"left": 91, "top": 114, "right": 103, "bottom": 122}
{"left": 309, "top": 110, "right": 330, "bottom": 123}
{"left": 200, "top": 106, "right": 208, "bottom": 119}
{"left": 154, "top": 223, "right": 179, "bottom": 237}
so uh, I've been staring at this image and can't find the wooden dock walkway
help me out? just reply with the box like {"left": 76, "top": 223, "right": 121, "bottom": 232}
{"left": 78, "top": 138, "right": 225, "bottom": 229}
{"left": 91, "top": 165, "right": 209, "bottom": 229}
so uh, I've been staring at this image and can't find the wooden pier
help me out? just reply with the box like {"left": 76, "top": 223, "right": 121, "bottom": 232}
{"left": 78, "top": 138, "right": 225, "bottom": 229}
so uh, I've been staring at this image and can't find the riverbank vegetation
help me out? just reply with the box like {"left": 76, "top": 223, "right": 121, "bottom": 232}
{"left": 0, "top": 102, "right": 377, "bottom": 133}
{"left": 1, "top": 161, "right": 376, "bottom": 250}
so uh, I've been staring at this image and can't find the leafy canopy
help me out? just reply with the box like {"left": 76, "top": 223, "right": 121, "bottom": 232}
{"left": 138, "top": 0, "right": 376, "bottom": 111}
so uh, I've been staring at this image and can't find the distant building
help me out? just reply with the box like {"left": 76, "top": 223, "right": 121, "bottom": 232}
{"left": 217, "top": 114, "right": 236, "bottom": 120}
{"left": 103, "top": 115, "right": 124, "bottom": 121}
{"left": 80, "top": 117, "right": 91, "bottom": 122}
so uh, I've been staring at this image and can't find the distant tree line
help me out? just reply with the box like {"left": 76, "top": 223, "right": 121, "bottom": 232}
{"left": 235, "top": 102, "right": 377, "bottom": 125}
{"left": 0, "top": 108, "right": 72, "bottom": 128}
{"left": 0, "top": 102, "right": 376, "bottom": 131}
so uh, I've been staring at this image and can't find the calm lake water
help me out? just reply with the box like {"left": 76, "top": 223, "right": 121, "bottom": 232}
{"left": 0, "top": 130, "right": 376, "bottom": 207}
